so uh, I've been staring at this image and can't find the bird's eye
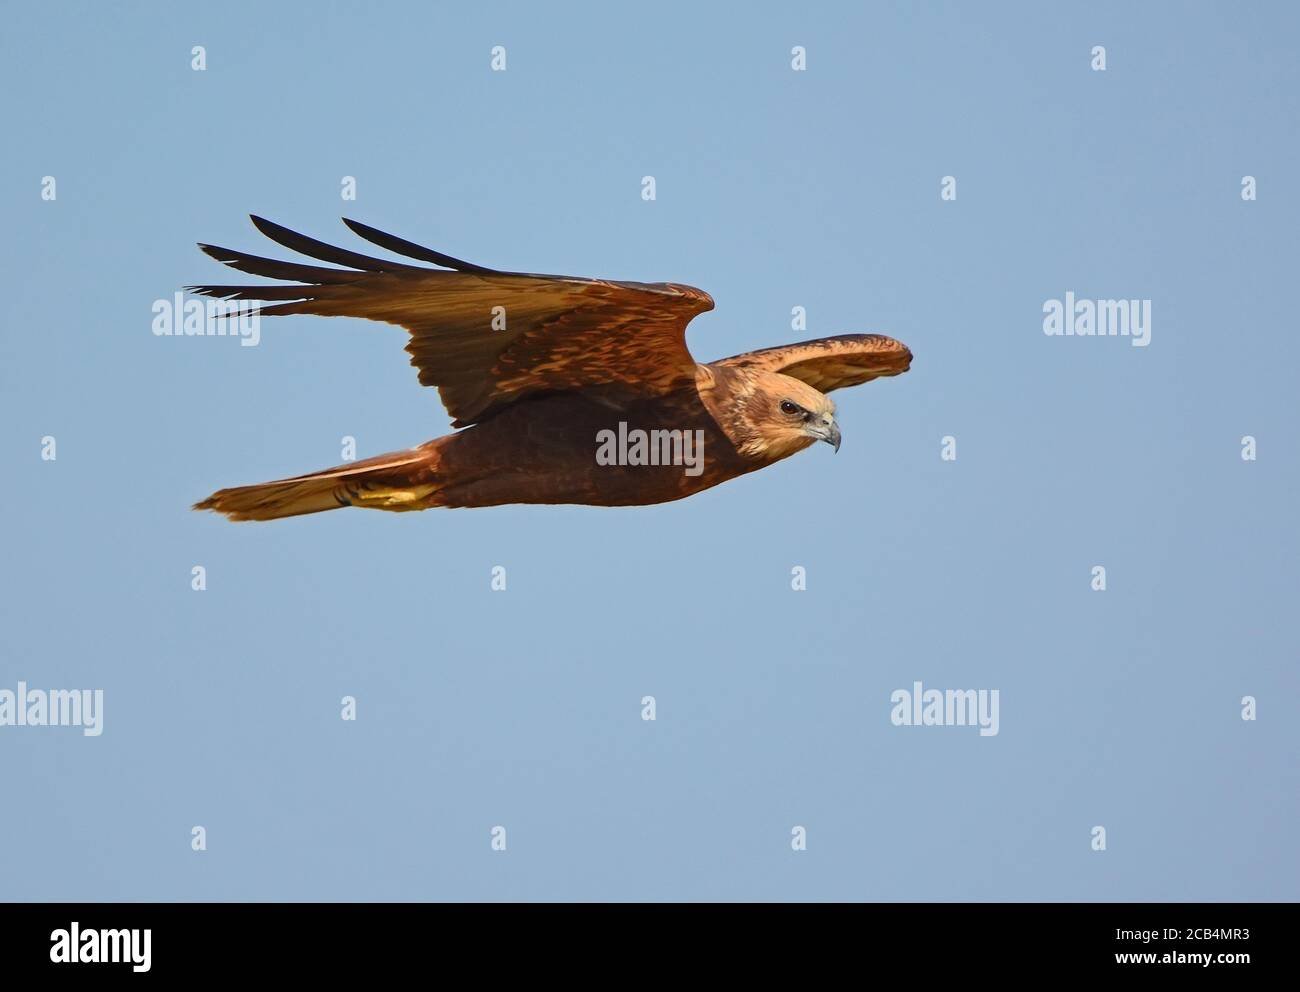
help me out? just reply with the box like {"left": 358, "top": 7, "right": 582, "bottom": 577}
{"left": 780, "top": 400, "right": 800, "bottom": 415}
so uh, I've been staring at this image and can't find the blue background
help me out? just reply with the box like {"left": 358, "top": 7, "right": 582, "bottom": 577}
{"left": 2, "top": 1, "right": 1296, "bottom": 901}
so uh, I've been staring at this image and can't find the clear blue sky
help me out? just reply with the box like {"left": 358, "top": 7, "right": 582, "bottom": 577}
{"left": 2, "top": 1, "right": 1296, "bottom": 901}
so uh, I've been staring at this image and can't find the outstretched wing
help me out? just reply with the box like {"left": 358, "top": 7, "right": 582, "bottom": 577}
{"left": 711, "top": 334, "right": 912, "bottom": 392}
{"left": 188, "top": 217, "right": 714, "bottom": 426}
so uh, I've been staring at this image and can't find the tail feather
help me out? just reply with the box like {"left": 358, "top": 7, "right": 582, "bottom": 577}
{"left": 194, "top": 447, "right": 436, "bottom": 522}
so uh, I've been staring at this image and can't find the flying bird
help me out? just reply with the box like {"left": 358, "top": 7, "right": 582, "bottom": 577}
{"left": 190, "top": 217, "right": 912, "bottom": 521}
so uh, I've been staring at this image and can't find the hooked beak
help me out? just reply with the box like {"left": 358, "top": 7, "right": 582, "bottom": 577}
{"left": 809, "top": 415, "right": 841, "bottom": 453}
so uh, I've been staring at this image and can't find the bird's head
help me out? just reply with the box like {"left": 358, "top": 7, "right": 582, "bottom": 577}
{"left": 736, "top": 372, "right": 840, "bottom": 460}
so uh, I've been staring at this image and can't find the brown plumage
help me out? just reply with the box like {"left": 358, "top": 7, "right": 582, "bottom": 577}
{"left": 190, "top": 217, "right": 913, "bottom": 521}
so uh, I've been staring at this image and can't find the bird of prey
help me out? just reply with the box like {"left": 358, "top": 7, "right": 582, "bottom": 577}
{"left": 190, "top": 217, "right": 912, "bottom": 521}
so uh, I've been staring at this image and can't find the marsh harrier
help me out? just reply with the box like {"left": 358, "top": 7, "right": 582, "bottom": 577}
{"left": 191, "top": 217, "right": 912, "bottom": 521}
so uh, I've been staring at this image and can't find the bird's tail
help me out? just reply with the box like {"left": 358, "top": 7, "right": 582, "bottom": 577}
{"left": 193, "top": 446, "right": 438, "bottom": 522}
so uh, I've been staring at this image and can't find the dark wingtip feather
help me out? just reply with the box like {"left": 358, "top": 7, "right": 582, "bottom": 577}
{"left": 247, "top": 215, "right": 418, "bottom": 273}
{"left": 340, "top": 217, "right": 499, "bottom": 274}
{"left": 186, "top": 284, "right": 313, "bottom": 301}
{"left": 198, "top": 241, "right": 368, "bottom": 285}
